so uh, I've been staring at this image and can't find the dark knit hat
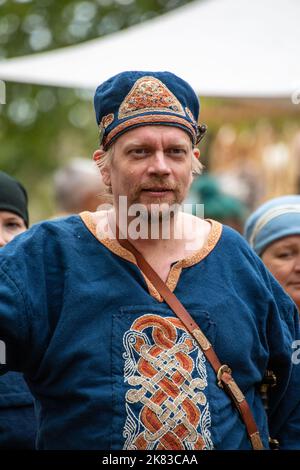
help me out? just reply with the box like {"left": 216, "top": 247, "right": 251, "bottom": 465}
{"left": 0, "top": 171, "right": 29, "bottom": 227}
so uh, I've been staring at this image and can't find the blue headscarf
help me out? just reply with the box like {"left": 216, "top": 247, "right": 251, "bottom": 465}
{"left": 244, "top": 195, "right": 300, "bottom": 255}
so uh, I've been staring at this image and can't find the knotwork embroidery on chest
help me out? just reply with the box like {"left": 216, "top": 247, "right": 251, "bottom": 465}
{"left": 122, "top": 314, "right": 213, "bottom": 450}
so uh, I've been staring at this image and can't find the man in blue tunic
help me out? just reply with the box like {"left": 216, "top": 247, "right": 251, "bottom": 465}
{"left": 0, "top": 71, "right": 300, "bottom": 450}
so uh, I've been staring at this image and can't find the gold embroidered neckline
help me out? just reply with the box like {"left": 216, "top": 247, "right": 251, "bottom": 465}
{"left": 80, "top": 211, "right": 223, "bottom": 302}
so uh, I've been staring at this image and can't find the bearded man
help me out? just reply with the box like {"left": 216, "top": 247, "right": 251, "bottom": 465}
{"left": 0, "top": 71, "right": 300, "bottom": 450}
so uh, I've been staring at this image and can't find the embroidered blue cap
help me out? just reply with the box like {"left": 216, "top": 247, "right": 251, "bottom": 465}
{"left": 94, "top": 71, "right": 204, "bottom": 150}
{"left": 244, "top": 195, "right": 300, "bottom": 255}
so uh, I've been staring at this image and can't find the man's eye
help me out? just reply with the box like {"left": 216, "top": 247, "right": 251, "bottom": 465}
{"left": 130, "top": 149, "right": 149, "bottom": 157}
{"left": 167, "top": 148, "right": 185, "bottom": 155}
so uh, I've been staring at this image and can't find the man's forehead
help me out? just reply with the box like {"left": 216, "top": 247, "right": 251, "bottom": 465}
{"left": 116, "top": 125, "right": 192, "bottom": 147}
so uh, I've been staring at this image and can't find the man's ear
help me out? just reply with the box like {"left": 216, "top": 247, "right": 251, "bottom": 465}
{"left": 93, "top": 149, "right": 104, "bottom": 162}
{"left": 93, "top": 149, "right": 111, "bottom": 186}
{"left": 193, "top": 147, "right": 200, "bottom": 160}
{"left": 101, "top": 168, "right": 111, "bottom": 187}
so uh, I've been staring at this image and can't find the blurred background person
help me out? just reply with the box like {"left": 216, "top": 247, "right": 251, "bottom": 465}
{"left": 0, "top": 171, "right": 36, "bottom": 449}
{"left": 189, "top": 174, "right": 248, "bottom": 233}
{"left": 244, "top": 195, "right": 300, "bottom": 312}
{"left": 53, "top": 157, "right": 109, "bottom": 216}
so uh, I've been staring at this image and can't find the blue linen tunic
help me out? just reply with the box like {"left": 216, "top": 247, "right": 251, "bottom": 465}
{"left": 0, "top": 214, "right": 299, "bottom": 450}
{"left": 0, "top": 372, "right": 36, "bottom": 448}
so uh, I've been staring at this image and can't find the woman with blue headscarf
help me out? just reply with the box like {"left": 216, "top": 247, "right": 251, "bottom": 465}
{"left": 244, "top": 195, "right": 300, "bottom": 312}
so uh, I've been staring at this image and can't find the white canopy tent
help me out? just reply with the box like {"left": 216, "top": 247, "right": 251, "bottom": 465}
{"left": 0, "top": 0, "right": 299, "bottom": 98}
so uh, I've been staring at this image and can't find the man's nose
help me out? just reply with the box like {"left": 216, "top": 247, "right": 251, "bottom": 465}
{"left": 147, "top": 152, "right": 171, "bottom": 175}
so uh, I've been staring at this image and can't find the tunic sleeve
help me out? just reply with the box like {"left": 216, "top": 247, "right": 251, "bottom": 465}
{"left": 0, "top": 260, "right": 30, "bottom": 374}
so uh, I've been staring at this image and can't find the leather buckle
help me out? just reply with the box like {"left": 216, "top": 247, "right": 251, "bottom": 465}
{"left": 217, "top": 364, "right": 232, "bottom": 388}
{"left": 269, "top": 437, "right": 280, "bottom": 450}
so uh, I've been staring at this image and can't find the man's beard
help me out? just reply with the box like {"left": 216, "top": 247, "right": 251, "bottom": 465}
{"left": 131, "top": 179, "right": 183, "bottom": 203}
{"left": 128, "top": 179, "right": 184, "bottom": 222}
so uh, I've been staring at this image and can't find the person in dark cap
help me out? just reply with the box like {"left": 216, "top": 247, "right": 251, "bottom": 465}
{"left": 0, "top": 171, "right": 29, "bottom": 247}
{"left": 0, "top": 71, "right": 300, "bottom": 451}
{"left": 0, "top": 171, "right": 36, "bottom": 448}
{"left": 245, "top": 195, "right": 300, "bottom": 312}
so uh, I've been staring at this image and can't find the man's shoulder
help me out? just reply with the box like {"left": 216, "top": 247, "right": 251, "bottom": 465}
{"left": 219, "top": 222, "right": 246, "bottom": 242}
{"left": 203, "top": 220, "right": 252, "bottom": 255}
{"left": 0, "top": 215, "right": 85, "bottom": 270}
{"left": 30, "top": 214, "right": 82, "bottom": 236}
{"left": 220, "top": 222, "right": 297, "bottom": 309}
{"left": 19, "top": 214, "right": 82, "bottom": 241}
{"left": 213, "top": 221, "right": 269, "bottom": 275}
{"left": 219, "top": 222, "right": 257, "bottom": 253}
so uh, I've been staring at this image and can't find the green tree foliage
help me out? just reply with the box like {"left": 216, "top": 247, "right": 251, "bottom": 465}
{"left": 0, "top": 0, "right": 195, "bottom": 220}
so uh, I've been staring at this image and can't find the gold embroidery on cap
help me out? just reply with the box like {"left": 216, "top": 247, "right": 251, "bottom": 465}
{"left": 185, "top": 107, "right": 196, "bottom": 123}
{"left": 101, "top": 113, "right": 114, "bottom": 128}
{"left": 118, "top": 76, "right": 185, "bottom": 119}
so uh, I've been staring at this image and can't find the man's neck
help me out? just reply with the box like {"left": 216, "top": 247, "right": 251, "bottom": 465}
{"left": 113, "top": 209, "right": 211, "bottom": 261}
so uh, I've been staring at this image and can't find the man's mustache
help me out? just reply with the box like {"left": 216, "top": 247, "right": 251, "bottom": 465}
{"left": 139, "top": 181, "right": 176, "bottom": 191}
